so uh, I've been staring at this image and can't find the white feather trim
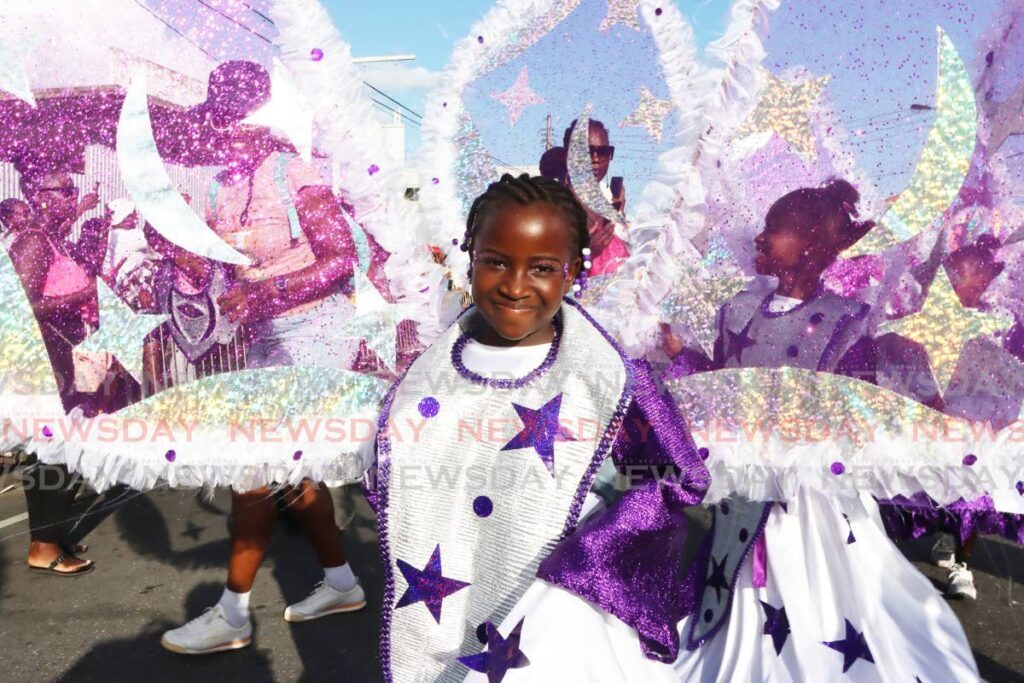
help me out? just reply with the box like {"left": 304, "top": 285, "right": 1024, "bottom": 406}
{"left": 268, "top": 0, "right": 448, "bottom": 340}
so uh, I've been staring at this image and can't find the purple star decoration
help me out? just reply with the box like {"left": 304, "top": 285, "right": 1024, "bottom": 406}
{"left": 501, "top": 393, "right": 575, "bottom": 475}
{"left": 458, "top": 618, "right": 531, "bottom": 683}
{"left": 705, "top": 553, "right": 730, "bottom": 603}
{"left": 760, "top": 601, "right": 790, "bottom": 655}
{"left": 842, "top": 513, "right": 856, "bottom": 544}
{"left": 395, "top": 545, "right": 470, "bottom": 623}
{"left": 823, "top": 618, "right": 874, "bottom": 673}
{"left": 726, "top": 320, "right": 757, "bottom": 363}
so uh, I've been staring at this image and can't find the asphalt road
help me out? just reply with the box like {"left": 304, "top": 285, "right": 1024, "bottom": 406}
{"left": 0, "top": 478, "right": 1021, "bottom": 682}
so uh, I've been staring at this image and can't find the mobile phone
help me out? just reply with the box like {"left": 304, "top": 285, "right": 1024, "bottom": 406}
{"left": 610, "top": 176, "right": 624, "bottom": 210}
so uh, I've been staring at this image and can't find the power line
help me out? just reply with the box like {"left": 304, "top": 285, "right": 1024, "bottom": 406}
{"left": 133, "top": 0, "right": 217, "bottom": 61}
{"left": 240, "top": 1, "right": 274, "bottom": 24}
{"left": 370, "top": 101, "right": 421, "bottom": 127}
{"left": 192, "top": 0, "right": 274, "bottom": 44}
{"left": 362, "top": 82, "right": 423, "bottom": 119}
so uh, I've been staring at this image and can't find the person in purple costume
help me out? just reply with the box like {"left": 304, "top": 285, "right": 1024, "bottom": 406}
{"left": 880, "top": 235, "right": 1024, "bottom": 600}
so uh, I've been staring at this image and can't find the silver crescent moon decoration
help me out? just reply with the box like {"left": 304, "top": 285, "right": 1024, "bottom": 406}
{"left": 844, "top": 27, "right": 977, "bottom": 258}
{"left": 566, "top": 104, "right": 626, "bottom": 226}
{"left": 116, "top": 70, "right": 251, "bottom": 266}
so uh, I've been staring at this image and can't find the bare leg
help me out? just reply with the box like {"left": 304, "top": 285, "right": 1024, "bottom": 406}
{"left": 282, "top": 480, "right": 347, "bottom": 568}
{"left": 225, "top": 488, "right": 277, "bottom": 593}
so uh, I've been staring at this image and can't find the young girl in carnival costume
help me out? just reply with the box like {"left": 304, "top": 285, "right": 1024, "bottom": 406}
{"left": 471, "top": 180, "right": 981, "bottom": 681}
{"left": 881, "top": 235, "right": 1024, "bottom": 600}
{"left": 368, "top": 174, "right": 710, "bottom": 682}
{"left": 665, "top": 180, "right": 979, "bottom": 681}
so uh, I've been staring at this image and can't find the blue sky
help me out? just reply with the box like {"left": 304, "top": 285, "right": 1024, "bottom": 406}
{"left": 324, "top": 1, "right": 729, "bottom": 71}
{"left": 322, "top": 1, "right": 730, "bottom": 157}
{"left": 316, "top": 1, "right": 1008, "bottom": 200}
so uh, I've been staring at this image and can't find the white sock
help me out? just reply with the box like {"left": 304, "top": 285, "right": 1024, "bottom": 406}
{"left": 324, "top": 563, "right": 357, "bottom": 592}
{"left": 218, "top": 587, "right": 251, "bottom": 628}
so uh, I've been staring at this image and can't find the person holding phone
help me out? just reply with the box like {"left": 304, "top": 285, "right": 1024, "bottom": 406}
{"left": 561, "top": 119, "right": 630, "bottom": 276}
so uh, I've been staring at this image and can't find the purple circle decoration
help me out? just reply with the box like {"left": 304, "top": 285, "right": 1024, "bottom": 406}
{"left": 962, "top": 454, "right": 977, "bottom": 466}
{"left": 786, "top": 345, "right": 799, "bottom": 358}
{"left": 310, "top": 48, "right": 324, "bottom": 61}
{"left": 655, "top": 7, "right": 663, "bottom": 15}
{"left": 293, "top": 450, "right": 303, "bottom": 461}
{"left": 477, "top": 35, "right": 484, "bottom": 44}
{"left": 698, "top": 447, "right": 710, "bottom": 460}
{"left": 830, "top": 461, "right": 845, "bottom": 476}
{"left": 165, "top": 449, "right": 176, "bottom": 463}
{"left": 1016, "top": 481, "right": 1024, "bottom": 496}
{"left": 473, "top": 496, "right": 493, "bottom": 518}
{"left": 418, "top": 397, "right": 440, "bottom": 419}
{"left": 41, "top": 425, "right": 53, "bottom": 438}
{"left": 367, "top": 164, "right": 380, "bottom": 176}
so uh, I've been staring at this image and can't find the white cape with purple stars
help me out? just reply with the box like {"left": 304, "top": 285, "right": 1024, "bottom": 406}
{"left": 373, "top": 301, "right": 629, "bottom": 683}
{"left": 471, "top": 488, "right": 979, "bottom": 682}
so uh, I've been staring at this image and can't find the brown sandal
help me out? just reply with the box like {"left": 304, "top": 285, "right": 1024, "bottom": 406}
{"left": 29, "top": 554, "right": 95, "bottom": 577}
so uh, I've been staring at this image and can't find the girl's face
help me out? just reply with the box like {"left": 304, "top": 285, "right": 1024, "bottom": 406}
{"left": 754, "top": 214, "right": 813, "bottom": 277}
{"left": 471, "top": 202, "right": 580, "bottom": 346}
{"left": 754, "top": 208, "right": 843, "bottom": 280}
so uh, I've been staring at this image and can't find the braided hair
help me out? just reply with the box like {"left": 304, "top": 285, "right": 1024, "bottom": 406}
{"left": 460, "top": 173, "right": 590, "bottom": 278}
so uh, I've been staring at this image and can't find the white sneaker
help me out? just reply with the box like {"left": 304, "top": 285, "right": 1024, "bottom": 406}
{"left": 931, "top": 535, "right": 956, "bottom": 569}
{"left": 284, "top": 580, "right": 366, "bottom": 622}
{"left": 161, "top": 605, "right": 253, "bottom": 655}
{"left": 946, "top": 563, "right": 977, "bottom": 600}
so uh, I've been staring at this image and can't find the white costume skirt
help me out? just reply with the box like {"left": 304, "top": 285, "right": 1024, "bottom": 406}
{"left": 466, "top": 488, "right": 979, "bottom": 682}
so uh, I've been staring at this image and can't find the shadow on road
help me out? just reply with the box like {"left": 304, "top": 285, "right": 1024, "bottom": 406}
{"left": 280, "top": 486, "right": 383, "bottom": 683}
{"left": 56, "top": 485, "right": 384, "bottom": 682}
{"left": 975, "top": 652, "right": 1024, "bottom": 683}
{"left": 55, "top": 581, "right": 277, "bottom": 683}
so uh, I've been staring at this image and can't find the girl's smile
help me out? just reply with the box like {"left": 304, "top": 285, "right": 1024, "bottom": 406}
{"left": 470, "top": 202, "right": 580, "bottom": 347}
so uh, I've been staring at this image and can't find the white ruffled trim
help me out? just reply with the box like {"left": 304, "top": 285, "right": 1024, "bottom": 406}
{"left": 589, "top": 2, "right": 705, "bottom": 355}
{"left": 2, "top": 399, "right": 380, "bottom": 492}
{"left": 417, "top": 0, "right": 572, "bottom": 289}
{"left": 667, "top": 366, "right": 1024, "bottom": 509}
{"left": 593, "top": 0, "right": 781, "bottom": 356}
{"left": 269, "top": 0, "right": 448, "bottom": 341}
{"left": 697, "top": 437, "right": 1023, "bottom": 512}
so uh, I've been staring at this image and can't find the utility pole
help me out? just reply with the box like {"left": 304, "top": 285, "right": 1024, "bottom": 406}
{"left": 545, "top": 114, "right": 552, "bottom": 150}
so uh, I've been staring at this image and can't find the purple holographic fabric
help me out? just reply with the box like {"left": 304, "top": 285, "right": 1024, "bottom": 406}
{"left": 536, "top": 359, "right": 711, "bottom": 662}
